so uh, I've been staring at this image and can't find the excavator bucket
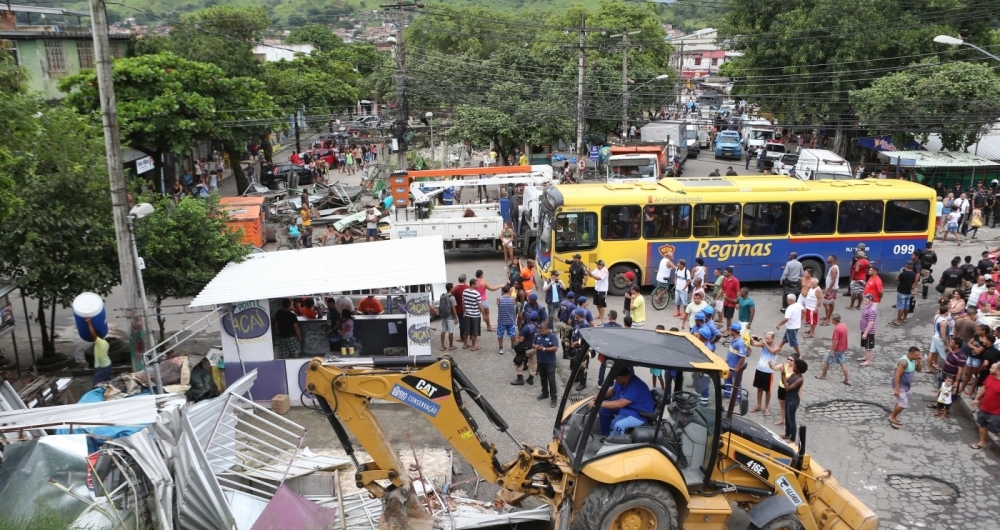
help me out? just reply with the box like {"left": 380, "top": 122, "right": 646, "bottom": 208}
{"left": 378, "top": 485, "right": 435, "bottom": 530}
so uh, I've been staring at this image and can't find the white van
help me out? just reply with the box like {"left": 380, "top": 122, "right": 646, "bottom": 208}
{"left": 787, "top": 148, "right": 853, "bottom": 180}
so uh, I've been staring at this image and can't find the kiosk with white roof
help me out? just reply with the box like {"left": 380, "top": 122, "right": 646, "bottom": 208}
{"left": 190, "top": 236, "right": 447, "bottom": 404}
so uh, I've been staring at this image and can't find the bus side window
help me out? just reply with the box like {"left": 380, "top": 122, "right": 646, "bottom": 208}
{"left": 555, "top": 212, "right": 598, "bottom": 252}
{"left": 885, "top": 200, "right": 930, "bottom": 233}
{"left": 601, "top": 205, "right": 641, "bottom": 240}
{"left": 742, "top": 202, "right": 789, "bottom": 236}
{"left": 838, "top": 200, "right": 884, "bottom": 234}
{"left": 694, "top": 203, "right": 740, "bottom": 238}
{"left": 643, "top": 204, "right": 692, "bottom": 239}
{"left": 791, "top": 201, "right": 836, "bottom": 235}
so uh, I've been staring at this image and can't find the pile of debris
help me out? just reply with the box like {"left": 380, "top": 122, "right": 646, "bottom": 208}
{"left": 0, "top": 371, "right": 550, "bottom": 530}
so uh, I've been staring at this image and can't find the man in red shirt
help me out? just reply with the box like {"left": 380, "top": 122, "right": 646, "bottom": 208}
{"left": 972, "top": 361, "right": 1000, "bottom": 450}
{"left": 864, "top": 265, "right": 884, "bottom": 304}
{"left": 720, "top": 266, "right": 741, "bottom": 330}
{"left": 817, "top": 313, "right": 850, "bottom": 384}
{"left": 358, "top": 295, "right": 384, "bottom": 315}
{"left": 848, "top": 251, "right": 870, "bottom": 310}
{"left": 452, "top": 274, "right": 470, "bottom": 343}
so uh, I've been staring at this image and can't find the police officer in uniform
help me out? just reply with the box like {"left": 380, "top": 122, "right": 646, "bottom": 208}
{"left": 938, "top": 257, "right": 964, "bottom": 300}
{"left": 555, "top": 253, "right": 588, "bottom": 295}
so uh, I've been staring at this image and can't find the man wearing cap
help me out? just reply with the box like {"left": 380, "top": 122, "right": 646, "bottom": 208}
{"left": 589, "top": 260, "right": 610, "bottom": 324}
{"left": 532, "top": 320, "right": 561, "bottom": 408}
{"left": 891, "top": 262, "right": 916, "bottom": 326}
{"left": 776, "top": 294, "right": 803, "bottom": 356}
{"left": 576, "top": 296, "right": 595, "bottom": 327}
{"left": 939, "top": 256, "right": 964, "bottom": 300}
{"left": 779, "top": 252, "right": 803, "bottom": 312}
{"left": 525, "top": 293, "right": 548, "bottom": 325}
{"left": 555, "top": 254, "right": 588, "bottom": 295}
{"left": 556, "top": 291, "right": 577, "bottom": 345}
{"left": 622, "top": 271, "right": 636, "bottom": 317}
{"left": 847, "top": 249, "right": 870, "bottom": 310}
{"left": 543, "top": 271, "right": 566, "bottom": 329}
{"left": 590, "top": 366, "right": 655, "bottom": 438}
{"left": 511, "top": 311, "right": 539, "bottom": 386}
{"left": 722, "top": 323, "right": 748, "bottom": 399}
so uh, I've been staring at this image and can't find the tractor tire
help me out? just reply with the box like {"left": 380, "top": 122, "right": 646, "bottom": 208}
{"left": 571, "top": 481, "right": 679, "bottom": 530}
{"left": 749, "top": 514, "right": 805, "bottom": 530}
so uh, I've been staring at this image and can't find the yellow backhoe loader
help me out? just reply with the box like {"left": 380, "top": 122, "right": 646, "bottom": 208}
{"left": 304, "top": 327, "right": 877, "bottom": 530}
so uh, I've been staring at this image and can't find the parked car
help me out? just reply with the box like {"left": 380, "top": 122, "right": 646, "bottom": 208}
{"left": 698, "top": 130, "right": 711, "bottom": 149}
{"left": 261, "top": 163, "right": 313, "bottom": 189}
{"left": 714, "top": 130, "right": 742, "bottom": 160}
{"left": 357, "top": 116, "right": 382, "bottom": 128}
{"left": 310, "top": 148, "right": 336, "bottom": 166}
{"left": 773, "top": 153, "right": 799, "bottom": 175}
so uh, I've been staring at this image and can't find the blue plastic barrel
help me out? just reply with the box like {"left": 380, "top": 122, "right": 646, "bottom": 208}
{"left": 73, "top": 292, "right": 108, "bottom": 341}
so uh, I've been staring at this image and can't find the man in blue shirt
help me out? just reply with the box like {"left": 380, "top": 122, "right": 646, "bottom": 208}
{"left": 723, "top": 323, "right": 748, "bottom": 400}
{"left": 442, "top": 186, "right": 455, "bottom": 206}
{"left": 593, "top": 366, "right": 655, "bottom": 437}
{"left": 496, "top": 289, "right": 517, "bottom": 355}
{"left": 511, "top": 311, "right": 539, "bottom": 387}
{"left": 556, "top": 291, "right": 576, "bottom": 353}
{"left": 533, "top": 321, "right": 561, "bottom": 407}
{"left": 526, "top": 294, "right": 548, "bottom": 327}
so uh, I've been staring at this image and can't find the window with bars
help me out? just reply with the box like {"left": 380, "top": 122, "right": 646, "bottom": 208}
{"left": 1, "top": 40, "right": 19, "bottom": 66}
{"left": 77, "top": 40, "right": 94, "bottom": 70}
{"left": 110, "top": 42, "right": 126, "bottom": 59}
{"left": 45, "top": 40, "right": 67, "bottom": 77}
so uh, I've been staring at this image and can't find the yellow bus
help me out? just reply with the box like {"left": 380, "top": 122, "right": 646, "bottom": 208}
{"left": 536, "top": 176, "right": 935, "bottom": 295}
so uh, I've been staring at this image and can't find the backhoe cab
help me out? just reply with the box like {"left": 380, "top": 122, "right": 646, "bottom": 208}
{"left": 304, "top": 327, "right": 878, "bottom": 530}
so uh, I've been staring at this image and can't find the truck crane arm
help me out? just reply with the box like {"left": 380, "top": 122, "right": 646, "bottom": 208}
{"left": 304, "top": 355, "right": 568, "bottom": 503}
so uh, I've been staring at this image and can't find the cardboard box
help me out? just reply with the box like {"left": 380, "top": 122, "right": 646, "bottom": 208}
{"left": 271, "top": 394, "right": 290, "bottom": 415}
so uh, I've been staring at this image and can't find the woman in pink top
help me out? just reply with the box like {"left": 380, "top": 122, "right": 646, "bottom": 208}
{"left": 979, "top": 283, "right": 1000, "bottom": 313}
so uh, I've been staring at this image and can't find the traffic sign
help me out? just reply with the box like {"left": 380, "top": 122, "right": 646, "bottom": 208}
{"left": 589, "top": 146, "right": 599, "bottom": 161}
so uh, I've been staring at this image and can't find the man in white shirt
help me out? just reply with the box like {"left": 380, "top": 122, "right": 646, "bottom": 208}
{"left": 589, "top": 260, "right": 610, "bottom": 324}
{"left": 776, "top": 294, "right": 803, "bottom": 356}
{"left": 954, "top": 192, "right": 971, "bottom": 236}
{"left": 673, "top": 259, "right": 691, "bottom": 318}
{"left": 683, "top": 290, "right": 709, "bottom": 330}
{"left": 365, "top": 205, "right": 380, "bottom": 242}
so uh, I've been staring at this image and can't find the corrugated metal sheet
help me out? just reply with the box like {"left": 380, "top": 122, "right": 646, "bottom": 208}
{"left": 923, "top": 131, "right": 1000, "bottom": 162}
{"left": 0, "top": 393, "right": 169, "bottom": 432}
{"left": 106, "top": 429, "right": 176, "bottom": 530}
{"left": 154, "top": 407, "right": 235, "bottom": 530}
{"left": 879, "top": 150, "right": 1000, "bottom": 168}
{"left": 190, "top": 236, "right": 448, "bottom": 307}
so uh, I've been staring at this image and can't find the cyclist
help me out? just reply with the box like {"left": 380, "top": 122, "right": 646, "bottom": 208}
{"left": 654, "top": 250, "right": 677, "bottom": 308}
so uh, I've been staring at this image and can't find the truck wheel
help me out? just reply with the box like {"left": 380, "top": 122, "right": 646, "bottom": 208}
{"left": 749, "top": 514, "right": 804, "bottom": 530}
{"left": 608, "top": 265, "right": 637, "bottom": 296}
{"left": 572, "top": 481, "right": 679, "bottom": 530}
{"left": 799, "top": 258, "right": 824, "bottom": 282}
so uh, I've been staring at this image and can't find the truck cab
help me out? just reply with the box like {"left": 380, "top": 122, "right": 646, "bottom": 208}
{"left": 792, "top": 149, "right": 853, "bottom": 180}
{"left": 714, "top": 131, "right": 742, "bottom": 160}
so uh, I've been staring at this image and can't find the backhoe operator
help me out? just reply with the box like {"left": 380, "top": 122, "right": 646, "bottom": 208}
{"left": 590, "top": 366, "right": 655, "bottom": 438}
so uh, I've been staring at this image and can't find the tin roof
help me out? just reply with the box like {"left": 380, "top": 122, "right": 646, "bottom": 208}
{"left": 190, "top": 235, "right": 447, "bottom": 307}
{"left": 877, "top": 150, "right": 1000, "bottom": 168}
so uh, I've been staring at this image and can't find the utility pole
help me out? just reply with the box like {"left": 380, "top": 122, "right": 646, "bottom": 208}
{"left": 574, "top": 13, "right": 586, "bottom": 156}
{"left": 88, "top": 0, "right": 150, "bottom": 373}
{"left": 381, "top": 1, "right": 424, "bottom": 171}
{"left": 611, "top": 29, "right": 640, "bottom": 141}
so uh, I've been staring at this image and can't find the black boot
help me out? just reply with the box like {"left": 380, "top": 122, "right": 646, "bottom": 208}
{"left": 510, "top": 375, "right": 524, "bottom": 386}
{"left": 537, "top": 393, "right": 549, "bottom": 401}
{"left": 576, "top": 381, "right": 587, "bottom": 391}
{"left": 526, "top": 375, "right": 534, "bottom": 385}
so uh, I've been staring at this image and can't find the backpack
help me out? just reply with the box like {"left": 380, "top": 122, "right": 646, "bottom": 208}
{"left": 438, "top": 293, "right": 452, "bottom": 318}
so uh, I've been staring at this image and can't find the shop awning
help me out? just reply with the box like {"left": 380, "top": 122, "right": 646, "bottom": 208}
{"left": 190, "top": 236, "right": 447, "bottom": 307}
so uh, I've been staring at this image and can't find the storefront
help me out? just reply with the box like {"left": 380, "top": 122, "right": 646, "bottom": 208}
{"left": 189, "top": 236, "right": 447, "bottom": 405}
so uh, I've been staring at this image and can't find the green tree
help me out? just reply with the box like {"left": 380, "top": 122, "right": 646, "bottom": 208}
{"left": 0, "top": 45, "right": 26, "bottom": 221}
{"left": 850, "top": 60, "right": 1000, "bottom": 151}
{"left": 718, "top": 0, "right": 999, "bottom": 151}
{"left": 164, "top": 5, "right": 271, "bottom": 78}
{"left": 60, "top": 53, "right": 282, "bottom": 195}
{"left": 0, "top": 101, "right": 119, "bottom": 360}
{"left": 132, "top": 193, "right": 249, "bottom": 339}
{"left": 286, "top": 23, "right": 344, "bottom": 52}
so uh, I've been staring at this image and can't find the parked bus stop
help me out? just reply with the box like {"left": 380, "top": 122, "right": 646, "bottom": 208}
{"left": 189, "top": 236, "right": 447, "bottom": 404}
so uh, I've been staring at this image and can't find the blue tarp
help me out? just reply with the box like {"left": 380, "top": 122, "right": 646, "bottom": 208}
{"left": 54, "top": 387, "right": 146, "bottom": 453}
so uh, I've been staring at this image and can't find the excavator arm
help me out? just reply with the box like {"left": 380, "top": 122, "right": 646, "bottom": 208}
{"left": 304, "top": 356, "right": 563, "bottom": 501}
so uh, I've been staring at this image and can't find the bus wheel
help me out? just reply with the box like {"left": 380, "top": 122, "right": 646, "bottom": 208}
{"left": 799, "top": 258, "right": 825, "bottom": 281}
{"left": 608, "top": 265, "right": 636, "bottom": 296}
{"left": 572, "top": 481, "right": 679, "bottom": 530}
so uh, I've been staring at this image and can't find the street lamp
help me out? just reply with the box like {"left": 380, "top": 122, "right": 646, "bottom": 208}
{"left": 934, "top": 34, "right": 1000, "bottom": 63}
{"left": 127, "top": 202, "right": 162, "bottom": 394}
{"left": 425, "top": 112, "right": 434, "bottom": 167}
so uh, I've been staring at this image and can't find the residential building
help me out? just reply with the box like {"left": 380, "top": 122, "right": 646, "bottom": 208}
{"left": 252, "top": 42, "right": 315, "bottom": 62}
{"left": 1, "top": 4, "right": 130, "bottom": 101}
{"left": 668, "top": 28, "right": 732, "bottom": 79}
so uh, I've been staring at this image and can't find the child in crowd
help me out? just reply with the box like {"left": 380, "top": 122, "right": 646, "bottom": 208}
{"left": 935, "top": 375, "right": 955, "bottom": 419}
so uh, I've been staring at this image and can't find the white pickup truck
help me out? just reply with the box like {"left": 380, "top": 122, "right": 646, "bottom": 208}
{"left": 388, "top": 166, "right": 555, "bottom": 253}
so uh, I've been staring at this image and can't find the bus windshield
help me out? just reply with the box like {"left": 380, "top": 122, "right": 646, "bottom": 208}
{"left": 750, "top": 130, "right": 774, "bottom": 141}
{"left": 608, "top": 159, "right": 655, "bottom": 179}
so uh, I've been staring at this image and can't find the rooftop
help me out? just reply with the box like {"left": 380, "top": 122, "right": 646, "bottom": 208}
{"left": 877, "top": 150, "right": 1000, "bottom": 168}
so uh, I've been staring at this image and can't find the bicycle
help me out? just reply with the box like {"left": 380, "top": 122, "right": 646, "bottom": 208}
{"left": 651, "top": 284, "right": 675, "bottom": 310}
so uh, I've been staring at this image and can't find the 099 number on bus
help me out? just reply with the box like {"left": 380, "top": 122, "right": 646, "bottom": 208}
{"left": 892, "top": 244, "right": 916, "bottom": 255}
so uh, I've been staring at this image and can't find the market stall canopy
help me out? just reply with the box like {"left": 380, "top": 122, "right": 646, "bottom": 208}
{"left": 877, "top": 150, "right": 1000, "bottom": 168}
{"left": 189, "top": 235, "right": 447, "bottom": 307}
